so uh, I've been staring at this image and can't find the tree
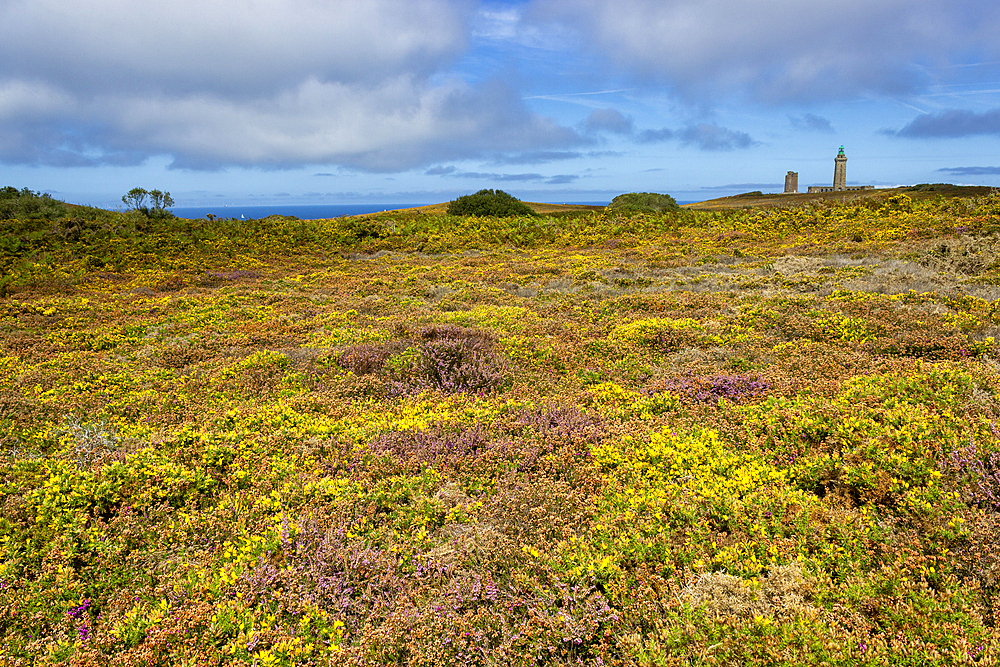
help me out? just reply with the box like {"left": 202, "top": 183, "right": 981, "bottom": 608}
{"left": 446, "top": 189, "right": 536, "bottom": 217}
{"left": 122, "top": 187, "right": 175, "bottom": 217}
{"left": 122, "top": 187, "right": 149, "bottom": 212}
{"left": 149, "top": 189, "right": 175, "bottom": 214}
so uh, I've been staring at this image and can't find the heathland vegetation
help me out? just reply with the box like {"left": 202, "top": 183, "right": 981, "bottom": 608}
{"left": 2, "top": 187, "right": 1000, "bottom": 665}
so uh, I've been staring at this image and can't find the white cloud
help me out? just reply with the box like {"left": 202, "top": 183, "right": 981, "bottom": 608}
{"left": 7, "top": 77, "right": 577, "bottom": 170}
{"left": 526, "top": 0, "right": 1000, "bottom": 103}
{"left": 0, "top": 0, "right": 585, "bottom": 170}
{"left": 0, "top": 0, "right": 470, "bottom": 94}
{"left": 473, "top": 7, "right": 521, "bottom": 40}
{"left": 0, "top": 80, "right": 72, "bottom": 116}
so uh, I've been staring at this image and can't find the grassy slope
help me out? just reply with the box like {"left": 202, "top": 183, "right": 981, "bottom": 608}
{"left": 686, "top": 184, "right": 996, "bottom": 210}
{"left": 2, "top": 193, "right": 1000, "bottom": 666}
{"left": 355, "top": 201, "right": 607, "bottom": 217}
{"left": 368, "top": 186, "right": 995, "bottom": 216}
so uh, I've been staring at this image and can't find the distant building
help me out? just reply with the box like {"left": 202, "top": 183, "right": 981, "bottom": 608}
{"left": 806, "top": 146, "right": 874, "bottom": 193}
{"left": 784, "top": 171, "right": 798, "bottom": 194}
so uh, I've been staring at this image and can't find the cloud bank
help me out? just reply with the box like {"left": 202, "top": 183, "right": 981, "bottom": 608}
{"left": 3, "top": 0, "right": 998, "bottom": 177}
{"left": 936, "top": 166, "right": 1000, "bottom": 175}
{"left": 577, "top": 107, "right": 757, "bottom": 151}
{"left": 892, "top": 109, "right": 1000, "bottom": 138}
{"left": 0, "top": 0, "right": 582, "bottom": 170}
{"left": 527, "top": 0, "right": 999, "bottom": 103}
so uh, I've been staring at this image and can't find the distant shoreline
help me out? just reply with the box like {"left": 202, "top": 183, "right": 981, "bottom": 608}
{"left": 168, "top": 187, "right": 999, "bottom": 219}
{"left": 172, "top": 201, "right": 614, "bottom": 220}
{"left": 171, "top": 203, "right": 426, "bottom": 220}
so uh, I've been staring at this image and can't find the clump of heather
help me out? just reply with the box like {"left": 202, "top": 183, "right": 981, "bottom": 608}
{"left": 338, "top": 341, "right": 401, "bottom": 375}
{"left": 389, "top": 324, "right": 511, "bottom": 395}
{"left": 367, "top": 425, "right": 516, "bottom": 476}
{"left": 508, "top": 406, "right": 605, "bottom": 448}
{"left": 946, "top": 434, "right": 1000, "bottom": 512}
{"left": 651, "top": 372, "right": 770, "bottom": 405}
{"left": 233, "top": 513, "right": 617, "bottom": 664}
{"left": 240, "top": 517, "right": 407, "bottom": 628}
{"left": 336, "top": 325, "right": 510, "bottom": 394}
{"left": 201, "top": 268, "right": 260, "bottom": 285}
{"left": 482, "top": 474, "right": 593, "bottom": 546}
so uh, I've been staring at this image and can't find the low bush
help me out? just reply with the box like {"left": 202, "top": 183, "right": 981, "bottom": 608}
{"left": 446, "top": 189, "right": 536, "bottom": 217}
{"left": 607, "top": 191, "right": 680, "bottom": 214}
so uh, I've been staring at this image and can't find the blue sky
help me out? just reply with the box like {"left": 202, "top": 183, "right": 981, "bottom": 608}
{"left": 2, "top": 0, "right": 1000, "bottom": 208}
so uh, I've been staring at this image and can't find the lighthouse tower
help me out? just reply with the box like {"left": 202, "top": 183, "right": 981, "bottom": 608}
{"left": 833, "top": 145, "right": 847, "bottom": 191}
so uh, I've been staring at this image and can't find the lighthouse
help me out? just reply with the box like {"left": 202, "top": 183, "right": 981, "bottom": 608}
{"left": 833, "top": 145, "right": 847, "bottom": 191}
{"left": 803, "top": 147, "right": 874, "bottom": 193}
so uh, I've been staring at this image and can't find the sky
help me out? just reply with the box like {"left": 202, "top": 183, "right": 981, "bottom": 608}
{"left": 2, "top": 0, "right": 1000, "bottom": 208}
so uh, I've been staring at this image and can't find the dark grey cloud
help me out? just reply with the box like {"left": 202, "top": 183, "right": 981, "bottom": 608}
{"left": 635, "top": 123, "right": 754, "bottom": 149}
{"left": 545, "top": 174, "right": 579, "bottom": 184}
{"left": 789, "top": 113, "right": 834, "bottom": 133}
{"left": 936, "top": 166, "right": 1000, "bottom": 175}
{"left": 637, "top": 128, "right": 674, "bottom": 143}
{"left": 890, "top": 108, "right": 1000, "bottom": 138}
{"left": 679, "top": 124, "right": 756, "bottom": 151}
{"left": 583, "top": 108, "right": 634, "bottom": 135}
{"left": 527, "top": 0, "right": 1000, "bottom": 103}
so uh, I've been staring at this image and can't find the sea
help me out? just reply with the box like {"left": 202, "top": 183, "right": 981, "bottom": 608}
{"left": 171, "top": 202, "right": 614, "bottom": 220}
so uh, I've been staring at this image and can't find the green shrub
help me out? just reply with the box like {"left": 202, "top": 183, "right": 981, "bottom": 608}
{"left": 607, "top": 192, "right": 680, "bottom": 214}
{"left": 0, "top": 186, "right": 73, "bottom": 221}
{"left": 446, "top": 189, "right": 536, "bottom": 217}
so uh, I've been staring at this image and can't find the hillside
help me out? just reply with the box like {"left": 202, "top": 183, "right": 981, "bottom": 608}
{"left": 357, "top": 200, "right": 607, "bottom": 217}
{"left": 2, "top": 192, "right": 1000, "bottom": 665}
{"left": 686, "top": 184, "right": 996, "bottom": 210}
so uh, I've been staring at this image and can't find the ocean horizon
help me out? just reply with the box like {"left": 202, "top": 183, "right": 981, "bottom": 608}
{"left": 171, "top": 202, "right": 620, "bottom": 220}
{"left": 171, "top": 204, "right": 427, "bottom": 220}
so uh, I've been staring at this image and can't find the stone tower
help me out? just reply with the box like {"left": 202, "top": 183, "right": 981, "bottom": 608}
{"left": 784, "top": 171, "right": 798, "bottom": 194}
{"left": 833, "top": 145, "right": 847, "bottom": 191}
